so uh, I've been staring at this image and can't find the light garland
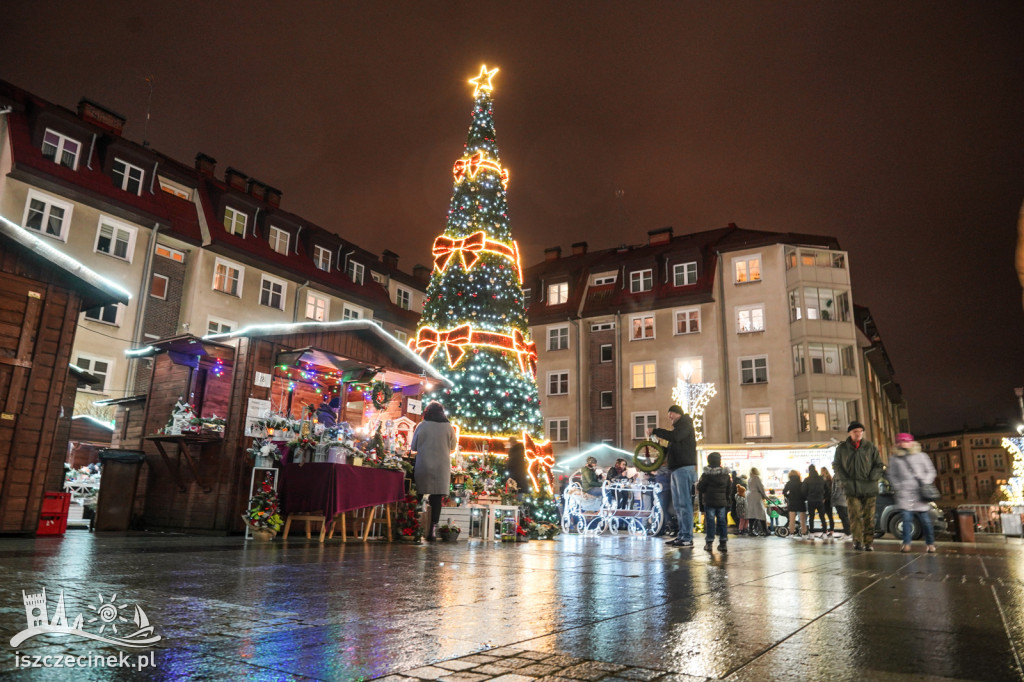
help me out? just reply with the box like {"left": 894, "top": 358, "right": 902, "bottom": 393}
{"left": 431, "top": 230, "right": 521, "bottom": 280}
{"left": 413, "top": 325, "right": 537, "bottom": 378}
{"left": 453, "top": 151, "right": 509, "bottom": 190}
{"left": 672, "top": 379, "right": 717, "bottom": 442}
{"left": 1000, "top": 437, "right": 1024, "bottom": 505}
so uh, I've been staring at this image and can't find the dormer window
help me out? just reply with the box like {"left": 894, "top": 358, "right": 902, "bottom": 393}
{"left": 547, "top": 282, "right": 568, "bottom": 305}
{"left": 268, "top": 226, "right": 290, "bottom": 255}
{"left": 346, "top": 260, "right": 364, "bottom": 284}
{"left": 158, "top": 177, "right": 193, "bottom": 200}
{"left": 112, "top": 158, "right": 144, "bottom": 195}
{"left": 314, "top": 245, "right": 332, "bottom": 271}
{"left": 224, "top": 207, "right": 247, "bottom": 237}
{"left": 41, "top": 129, "right": 81, "bottom": 170}
{"left": 673, "top": 262, "right": 697, "bottom": 286}
{"left": 630, "top": 269, "right": 652, "bottom": 293}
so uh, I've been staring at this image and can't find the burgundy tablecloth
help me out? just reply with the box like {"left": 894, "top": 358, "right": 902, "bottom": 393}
{"left": 279, "top": 463, "right": 405, "bottom": 520}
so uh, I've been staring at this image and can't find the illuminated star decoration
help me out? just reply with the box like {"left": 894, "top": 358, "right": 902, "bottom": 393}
{"left": 468, "top": 64, "right": 499, "bottom": 97}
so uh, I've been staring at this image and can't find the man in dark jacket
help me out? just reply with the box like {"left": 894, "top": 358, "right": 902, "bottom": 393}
{"left": 697, "top": 452, "right": 734, "bottom": 552}
{"left": 832, "top": 421, "right": 884, "bottom": 551}
{"left": 652, "top": 405, "right": 698, "bottom": 547}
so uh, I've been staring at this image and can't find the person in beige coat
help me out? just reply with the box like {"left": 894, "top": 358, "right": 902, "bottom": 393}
{"left": 411, "top": 401, "right": 458, "bottom": 541}
{"left": 745, "top": 468, "right": 768, "bottom": 536}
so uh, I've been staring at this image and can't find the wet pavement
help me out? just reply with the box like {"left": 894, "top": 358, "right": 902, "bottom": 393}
{"left": 0, "top": 531, "right": 1022, "bottom": 681}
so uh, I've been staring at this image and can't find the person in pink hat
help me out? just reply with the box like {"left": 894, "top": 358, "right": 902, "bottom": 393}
{"left": 887, "top": 432, "right": 938, "bottom": 553}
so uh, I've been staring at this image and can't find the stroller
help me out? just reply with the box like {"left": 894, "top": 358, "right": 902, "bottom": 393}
{"left": 766, "top": 496, "right": 794, "bottom": 537}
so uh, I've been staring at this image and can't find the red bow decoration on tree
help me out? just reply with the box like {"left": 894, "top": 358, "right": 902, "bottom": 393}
{"left": 432, "top": 231, "right": 487, "bottom": 272}
{"left": 523, "top": 432, "right": 555, "bottom": 493}
{"left": 512, "top": 330, "right": 538, "bottom": 378}
{"left": 415, "top": 325, "right": 473, "bottom": 366}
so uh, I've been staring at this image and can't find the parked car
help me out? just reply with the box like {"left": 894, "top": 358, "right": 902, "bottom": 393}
{"left": 874, "top": 477, "right": 947, "bottom": 540}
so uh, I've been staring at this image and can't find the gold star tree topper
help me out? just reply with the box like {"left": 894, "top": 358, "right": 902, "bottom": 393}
{"left": 468, "top": 65, "right": 499, "bottom": 97}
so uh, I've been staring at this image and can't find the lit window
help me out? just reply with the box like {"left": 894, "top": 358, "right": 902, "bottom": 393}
{"left": 396, "top": 287, "right": 411, "bottom": 310}
{"left": 740, "top": 357, "right": 768, "bottom": 384}
{"left": 224, "top": 207, "right": 247, "bottom": 237}
{"left": 207, "top": 317, "right": 235, "bottom": 335}
{"left": 395, "top": 330, "right": 408, "bottom": 344}
{"left": 305, "top": 292, "right": 329, "bottom": 321}
{"left": 158, "top": 177, "right": 192, "bottom": 200}
{"left": 346, "top": 260, "right": 364, "bottom": 285}
{"left": 631, "top": 362, "right": 656, "bottom": 389}
{"left": 548, "top": 325, "right": 569, "bottom": 351}
{"left": 259, "top": 275, "right": 286, "bottom": 310}
{"left": 800, "top": 287, "right": 850, "bottom": 322}
{"left": 632, "top": 413, "right": 657, "bottom": 440}
{"left": 150, "top": 274, "right": 169, "bottom": 299}
{"left": 84, "top": 303, "right": 121, "bottom": 326}
{"left": 269, "top": 227, "right": 290, "bottom": 255}
{"left": 342, "top": 305, "right": 361, "bottom": 320}
{"left": 75, "top": 354, "right": 111, "bottom": 392}
{"left": 676, "top": 358, "right": 703, "bottom": 384}
{"left": 630, "top": 314, "right": 655, "bottom": 340}
{"left": 673, "top": 262, "right": 697, "bottom": 286}
{"left": 547, "top": 418, "right": 569, "bottom": 443}
{"left": 600, "top": 344, "right": 613, "bottom": 363}
{"left": 41, "top": 129, "right": 81, "bottom": 169}
{"left": 547, "top": 282, "right": 568, "bottom": 305}
{"left": 630, "top": 269, "right": 653, "bottom": 293}
{"left": 314, "top": 245, "right": 332, "bottom": 271}
{"left": 675, "top": 308, "right": 700, "bottom": 335}
{"left": 112, "top": 158, "right": 144, "bottom": 195}
{"left": 23, "top": 190, "right": 72, "bottom": 240}
{"left": 811, "top": 398, "right": 857, "bottom": 432}
{"left": 155, "top": 245, "right": 185, "bottom": 262}
{"left": 213, "top": 258, "right": 242, "bottom": 297}
{"left": 733, "top": 255, "right": 761, "bottom": 283}
{"left": 600, "top": 391, "right": 613, "bottom": 409}
{"left": 736, "top": 305, "right": 765, "bottom": 333}
{"left": 94, "top": 219, "right": 136, "bottom": 261}
{"left": 547, "top": 371, "right": 569, "bottom": 396}
{"left": 743, "top": 410, "right": 772, "bottom": 438}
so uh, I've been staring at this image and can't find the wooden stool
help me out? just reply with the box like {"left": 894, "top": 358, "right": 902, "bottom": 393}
{"left": 282, "top": 511, "right": 328, "bottom": 541}
{"left": 337, "top": 504, "right": 393, "bottom": 542}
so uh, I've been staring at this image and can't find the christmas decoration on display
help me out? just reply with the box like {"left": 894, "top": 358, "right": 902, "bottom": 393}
{"left": 370, "top": 381, "right": 394, "bottom": 410}
{"left": 1000, "top": 437, "right": 1023, "bottom": 505}
{"left": 244, "top": 473, "right": 283, "bottom": 537}
{"left": 671, "top": 366, "right": 717, "bottom": 442}
{"left": 633, "top": 440, "right": 666, "bottom": 472}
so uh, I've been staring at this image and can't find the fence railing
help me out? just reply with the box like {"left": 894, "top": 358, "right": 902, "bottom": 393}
{"left": 956, "top": 504, "right": 1024, "bottom": 536}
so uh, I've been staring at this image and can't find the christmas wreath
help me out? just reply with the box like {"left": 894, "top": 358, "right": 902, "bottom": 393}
{"left": 633, "top": 440, "right": 666, "bottom": 472}
{"left": 370, "top": 381, "right": 393, "bottom": 410}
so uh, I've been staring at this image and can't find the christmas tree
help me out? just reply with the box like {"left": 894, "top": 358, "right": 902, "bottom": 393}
{"left": 414, "top": 65, "right": 553, "bottom": 494}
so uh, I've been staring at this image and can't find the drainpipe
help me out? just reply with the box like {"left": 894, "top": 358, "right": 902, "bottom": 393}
{"left": 250, "top": 207, "right": 260, "bottom": 238}
{"left": 85, "top": 133, "right": 97, "bottom": 170}
{"left": 615, "top": 310, "right": 623, "bottom": 448}
{"left": 149, "top": 162, "right": 158, "bottom": 194}
{"left": 569, "top": 317, "right": 581, "bottom": 448}
{"left": 716, "top": 252, "right": 732, "bottom": 441}
{"left": 292, "top": 280, "right": 310, "bottom": 322}
{"left": 294, "top": 225, "right": 303, "bottom": 253}
{"left": 342, "top": 248, "right": 356, "bottom": 276}
{"left": 127, "top": 224, "right": 160, "bottom": 396}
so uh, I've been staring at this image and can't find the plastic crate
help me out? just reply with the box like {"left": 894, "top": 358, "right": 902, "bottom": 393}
{"left": 36, "top": 492, "right": 71, "bottom": 536}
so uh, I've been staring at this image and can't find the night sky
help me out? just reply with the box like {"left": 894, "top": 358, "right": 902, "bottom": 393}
{"left": 3, "top": 2, "right": 1022, "bottom": 435}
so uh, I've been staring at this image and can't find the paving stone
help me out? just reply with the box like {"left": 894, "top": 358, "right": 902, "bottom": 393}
{"left": 558, "top": 662, "right": 615, "bottom": 680}
{"left": 614, "top": 668, "right": 664, "bottom": 681}
{"left": 406, "top": 665, "right": 460, "bottom": 679}
{"left": 435, "top": 658, "right": 482, "bottom": 672}
{"left": 517, "top": 651, "right": 552, "bottom": 661}
{"left": 488, "top": 675, "right": 538, "bottom": 682}
{"left": 518, "top": 663, "right": 561, "bottom": 676}
{"left": 437, "top": 673, "right": 491, "bottom": 682}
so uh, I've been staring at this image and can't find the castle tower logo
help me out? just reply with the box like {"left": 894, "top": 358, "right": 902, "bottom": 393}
{"left": 11, "top": 589, "right": 161, "bottom": 648}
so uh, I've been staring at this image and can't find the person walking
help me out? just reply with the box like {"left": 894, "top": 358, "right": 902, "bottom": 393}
{"left": 783, "top": 470, "right": 808, "bottom": 538}
{"left": 820, "top": 467, "right": 836, "bottom": 538}
{"left": 734, "top": 485, "right": 748, "bottom": 535}
{"left": 652, "top": 405, "right": 698, "bottom": 548}
{"left": 887, "top": 433, "right": 938, "bottom": 553}
{"left": 746, "top": 467, "right": 768, "bottom": 537}
{"left": 696, "top": 452, "right": 733, "bottom": 552}
{"left": 804, "top": 465, "right": 828, "bottom": 538}
{"left": 833, "top": 421, "right": 884, "bottom": 551}
{"left": 411, "top": 401, "right": 458, "bottom": 542}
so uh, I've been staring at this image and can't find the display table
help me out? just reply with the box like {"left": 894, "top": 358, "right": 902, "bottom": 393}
{"left": 279, "top": 463, "right": 405, "bottom": 542}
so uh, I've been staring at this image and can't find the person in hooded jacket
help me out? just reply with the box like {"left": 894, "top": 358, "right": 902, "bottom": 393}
{"left": 887, "top": 433, "right": 938, "bottom": 553}
{"left": 804, "top": 465, "right": 828, "bottom": 537}
{"left": 783, "top": 470, "right": 807, "bottom": 538}
{"left": 696, "top": 452, "right": 734, "bottom": 552}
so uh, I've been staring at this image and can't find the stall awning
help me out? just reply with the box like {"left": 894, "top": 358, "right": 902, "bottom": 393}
{"left": 275, "top": 347, "right": 379, "bottom": 383}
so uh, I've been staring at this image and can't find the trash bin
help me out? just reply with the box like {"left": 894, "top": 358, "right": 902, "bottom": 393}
{"left": 94, "top": 449, "right": 146, "bottom": 531}
{"left": 956, "top": 509, "right": 976, "bottom": 543}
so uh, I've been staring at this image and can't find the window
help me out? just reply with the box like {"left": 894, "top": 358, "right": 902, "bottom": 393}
{"left": 630, "top": 269, "right": 653, "bottom": 293}
{"left": 591, "top": 322, "right": 615, "bottom": 332}
{"left": 41, "top": 129, "right": 81, "bottom": 169}
{"left": 207, "top": 317, "right": 235, "bottom": 335}
{"left": 600, "top": 344, "right": 613, "bottom": 363}
{"left": 342, "top": 305, "right": 361, "bottom": 320}
{"left": 112, "top": 158, "right": 144, "bottom": 195}
{"left": 224, "top": 207, "right": 247, "bottom": 237}
{"left": 994, "top": 451, "right": 1004, "bottom": 469}
{"left": 313, "top": 245, "right": 332, "bottom": 271}
{"left": 213, "top": 258, "right": 243, "bottom": 297}
{"left": 600, "top": 391, "right": 614, "bottom": 409}
{"left": 371, "top": 272, "right": 384, "bottom": 284}
{"left": 673, "top": 261, "right": 697, "bottom": 286}
{"left": 158, "top": 177, "right": 192, "bottom": 200}
{"left": 807, "top": 343, "right": 856, "bottom": 376}
{"left": 977, "top": 453, "right": 988, "bottom": 470}
{"left": 259, "top": 275, "right": 286, "bottom": 310}
{"left": 23, "top": 190, "right": 72, "bottom": 240}
{"left": 592, "top": 274, "right": 616, "bottom": 286}
{"left": 547, "top": 325, "right": 569, "bottom": 351}
{"left": 547, "top": 418, "right": 569, "bottom": 443}
{"left": 522, "top": 288, "right": 532, "bottom": 303}
{"left": 674, "top": 308, "right": 700, "bottom": 335}
{"left": 630, "top": 314, "right": 655, "bottom": 340}
{"left": 736, "top": 304, "right": 765, "bottom": 333}
{"left": 94, "top": 218, "right": 136, "bottom": 261}
{"left": 676, "top": 357, "right": 704, "bottom": 383}
{"left": 75, "top": 354, "right": 111, "bottom": 393}
{"left": 796, "top": 399, "right": 810, "bottom": 433}
{"left": 792, "top": 344, "right": 806, "bottom": 376}
{"left": 742, "top": 410, "right": 772, "bottom": 438}
{"left": 84, "top": 303, "right": 121, "bottom": 326}
{"left": 632, "top": 412, "right": 657, "bottom": 440}
{"left": 150, "top": 274, "right": 169, "bottom": 299}
{"left": 547, "top": 371, "right": 569, "bottom": 396}
{"left": 740, "top": 357, "right": 768, "bottom": 384}
{"left": 811, "top": 398, "right": 858, "bottom": 432}
{"left": 269, "top": 227, "right": 290, "bottom": 255}
{"left": 733, "top": 255, "right": 761, "bottom": 283}
{"left": 306, "top": 292, "right": 329, "bottom": 321}
{"left": 547, "top": 282, "right": 568, "bottom": 305}
{"left": 346, "top": 260, "right": 364, "bottom": 285}
{"left": 631, "top": 362, "right": 656, "bottom": 389}
{"left": 396, "top": 287, "right": 411, "bottom": 310}
{"left": 395, "top": 330, "right": 408, "bottom": 344}
{"left": 794, "top": 287, "right": 851, "bottom": 322}
{"left": 155, "top": 245, "right": 185, "bottom": 262}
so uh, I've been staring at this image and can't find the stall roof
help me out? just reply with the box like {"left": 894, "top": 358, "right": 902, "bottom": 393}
{"left": 203, "top": 320, "right": 452, "bottom": 387}
{"left": 124, "top": 334, "right": 234, "bottom": 358}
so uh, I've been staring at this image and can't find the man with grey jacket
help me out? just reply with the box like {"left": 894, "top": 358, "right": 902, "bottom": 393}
{"left": 832, "top": 421, "right": 884, "bottom": 551}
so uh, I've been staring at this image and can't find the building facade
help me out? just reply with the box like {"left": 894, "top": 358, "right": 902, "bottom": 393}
{"left": 919, "top": 425, "right": 1016, "bottom": 506}
{"left": 854, "top": 305, "right": 908, "bottom": 460}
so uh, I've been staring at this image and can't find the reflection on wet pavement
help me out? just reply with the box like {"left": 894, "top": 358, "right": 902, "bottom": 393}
{"left": 0, "top": 533, "right": 1021, "bottom": 680}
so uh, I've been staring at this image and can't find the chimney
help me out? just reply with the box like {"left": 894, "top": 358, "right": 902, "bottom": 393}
{"left": 246, "top": 179, "right": 266, "bottom": 201}
{"left": 544, "top": 246, "right": 562, "bottom": 261}
{"left": 224, "top": 167, "right": 248, "bottom": 191}
{"left": 195, "top": 153, "right": 217, "bottom": 176}
{"left": 412, "top": 264, "right": 431, "bottom": 283}
{"left": 571, "top": 241, "right": 588, "bottom": 255}
{"left": 382, "top": 250, "right": 399, "bottom": 269}
{"left": 77, "top": 98, "right": 126, "bottom": 136}
{"left": 648, "top": 226, "right": 673, "bottom": 245}
{"left": 264, "top": 186, "right": 282, "bottom": 208}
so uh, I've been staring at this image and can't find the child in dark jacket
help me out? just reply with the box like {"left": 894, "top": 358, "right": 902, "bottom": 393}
{"left": 697, "top": 452, "right": 734, "bottom": 552}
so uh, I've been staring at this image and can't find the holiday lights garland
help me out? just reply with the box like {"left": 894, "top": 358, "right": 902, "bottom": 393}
{"left": 413, "top": 325, "right": 537, "bottom": 378}
{"left": 431, "top": 230, "right": 521, "bottom": 282}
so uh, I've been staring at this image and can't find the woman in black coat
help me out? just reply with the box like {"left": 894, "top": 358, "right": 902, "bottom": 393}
{"left": 803, "top": 465, "right": 828, "bottom": 537}
{"left": 783, "top": 470, "right": 807, "bottom": 538}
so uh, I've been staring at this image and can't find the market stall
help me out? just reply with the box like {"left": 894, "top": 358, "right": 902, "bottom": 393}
{"left": 707, "top": 442, "right": 840, "bottom": 492}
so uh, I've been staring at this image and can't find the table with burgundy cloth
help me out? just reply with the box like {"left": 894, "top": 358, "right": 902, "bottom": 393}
{"left": 279, "top": 463, "right": 405, "bottom": 542}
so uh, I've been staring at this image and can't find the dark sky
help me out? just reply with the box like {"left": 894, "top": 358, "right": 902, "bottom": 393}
{"left": 4, "top": 2, "right": 1023, "bottom": 435}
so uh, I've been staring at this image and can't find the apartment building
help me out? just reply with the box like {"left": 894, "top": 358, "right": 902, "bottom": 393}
{"left": 525, "top": 225, "right": 878, "bottom": 480}
{"left": 0, "top": 80, "right": 425, "bottom": 416}
{"left": 854, "top": 305, "right": 908, "bottom": 460}
{"left": 919, "top": 424, "right": 1016, "bottom": 506}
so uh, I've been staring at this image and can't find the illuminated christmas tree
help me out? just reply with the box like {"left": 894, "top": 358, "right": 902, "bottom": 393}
{"left": 414, "top": 65, "right": 553, "bottom": 494}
